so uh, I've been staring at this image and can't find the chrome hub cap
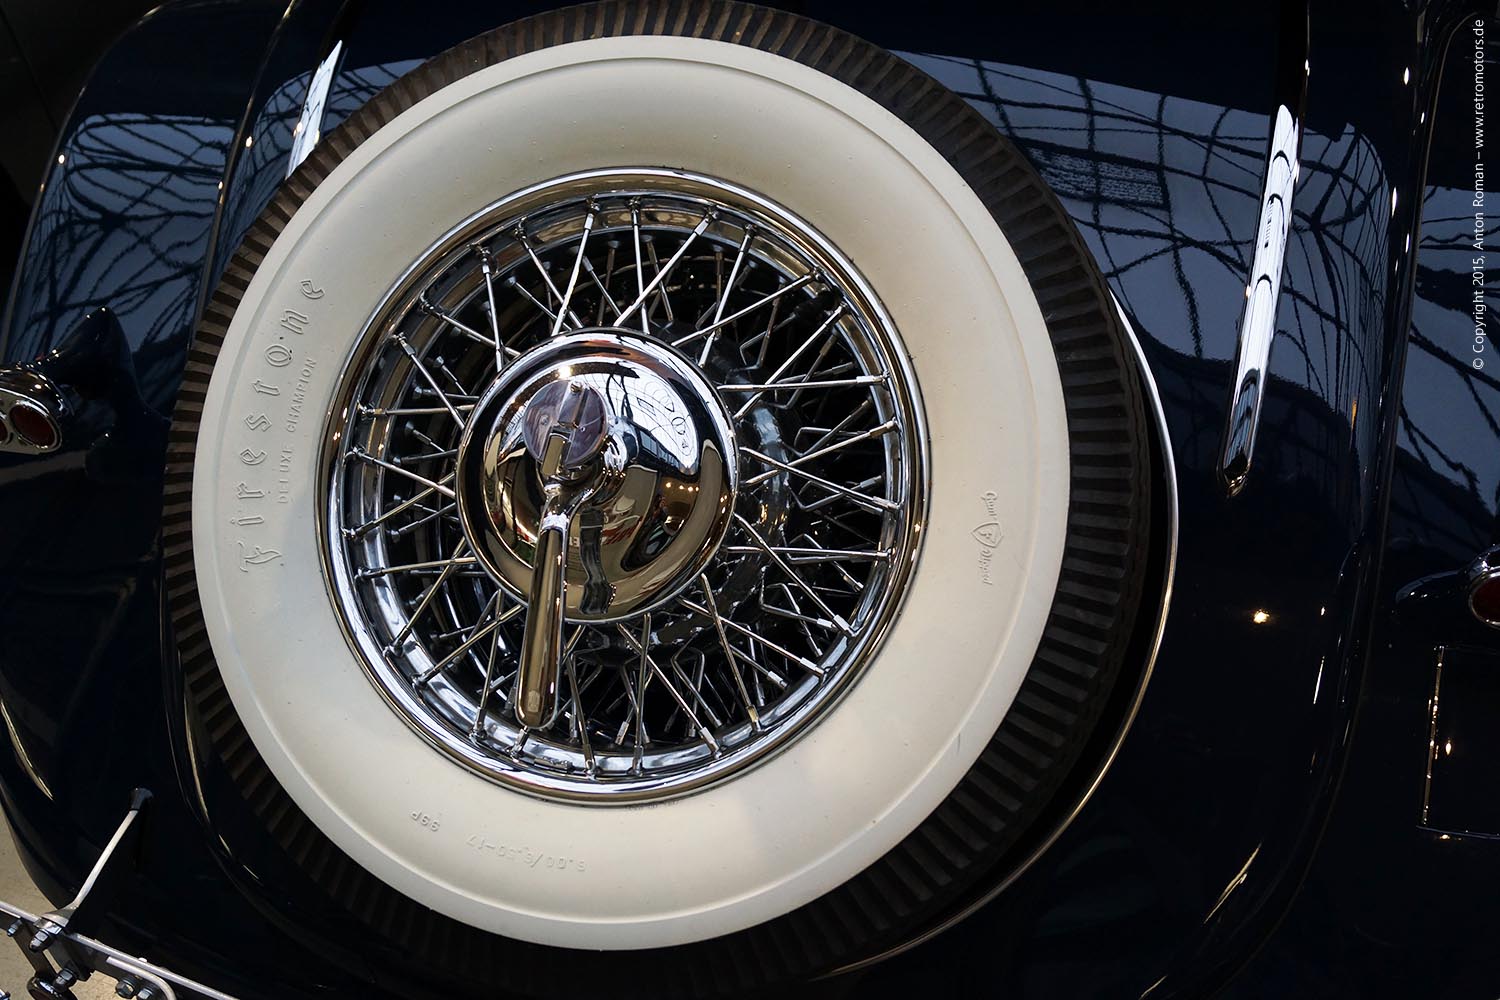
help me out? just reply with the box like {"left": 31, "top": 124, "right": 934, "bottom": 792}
{"left": 454, "top": 330, "right": 739, "bottom": 727}
{"left": 322, "top": 169, "right": 927, "bottom": 801}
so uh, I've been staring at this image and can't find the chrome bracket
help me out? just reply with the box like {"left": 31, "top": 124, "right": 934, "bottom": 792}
{"left": 0, "top": 790, "right": 240, "bottom": 1000}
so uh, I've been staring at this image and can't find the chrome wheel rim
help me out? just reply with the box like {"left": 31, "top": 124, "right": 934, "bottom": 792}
{"left": 320, "top": 169, "right": 927, "bottom": 802}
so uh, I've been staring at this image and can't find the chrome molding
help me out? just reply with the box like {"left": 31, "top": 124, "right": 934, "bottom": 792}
{"left": 1420, "top": 646, "right": 1445, "bottom": 826}
{"left": 1219, "top": 101, "right": 1303, "bottom": 495}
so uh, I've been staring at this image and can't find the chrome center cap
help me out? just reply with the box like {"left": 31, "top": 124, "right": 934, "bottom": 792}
{"left": 324, "top": 173, "right": 927, "bottom": 796}
{"left": 455, "top": 329, "right": 738, "bottom": 624}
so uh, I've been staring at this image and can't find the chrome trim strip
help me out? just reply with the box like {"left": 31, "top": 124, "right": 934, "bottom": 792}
{"left": 1219, "top": 102, "right": 1303, "bottom": 495}
{"left": 286, "top": 40, "right": 343, "bottom": 177}
{"left": 827, "top": 293, "right": 1180, "bottom": 976}
{"left": 1420, "top": 647, "right": 1445, "bottom": 826}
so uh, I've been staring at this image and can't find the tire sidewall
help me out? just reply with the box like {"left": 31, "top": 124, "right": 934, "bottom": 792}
{"left": 191, "top": 36, "right": 1069, "bottom": 949}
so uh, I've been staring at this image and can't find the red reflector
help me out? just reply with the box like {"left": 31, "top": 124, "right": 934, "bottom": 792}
{"left": 1473, "top": 575, "right": 1500, "bottom": 626}
{"left": 9, "top": 403, "right": 57, "bottom": 449}
{"left": 0, "top": 419, "right": 10, "bottom": 444}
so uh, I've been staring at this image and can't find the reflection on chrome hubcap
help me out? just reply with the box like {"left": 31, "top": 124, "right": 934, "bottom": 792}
{"left": 321, "top": 170, "right": 926, "bottom": 801}
{"left": 455, "top": 330, "right": 739, "bottom": 728}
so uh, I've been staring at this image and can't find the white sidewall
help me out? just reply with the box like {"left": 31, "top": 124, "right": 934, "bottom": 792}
{"left": 192, "top": 36, "right": 1069, "bottom": 949}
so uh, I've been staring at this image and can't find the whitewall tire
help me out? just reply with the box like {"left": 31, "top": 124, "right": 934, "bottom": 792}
{"left": 164, "top": 3, "right": 1154, "bottom": 991}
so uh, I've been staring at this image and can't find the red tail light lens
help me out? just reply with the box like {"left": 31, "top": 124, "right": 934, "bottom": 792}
{"left": 8, "top": 402, "right": 57, "bottom": 450}
{"left": 1472, "top": 573, "right": 1500, "bottom": 627}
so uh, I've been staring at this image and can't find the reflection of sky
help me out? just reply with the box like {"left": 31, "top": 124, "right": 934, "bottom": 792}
{"left": 1392, "top": 184, "right": 1500, "bottom": 553}
{"left": 904, "top": 51, "right": 1390, "bottom": 495}
{"left": 906, "top": 52, "right": 1264, "bottom": 362}
{"left": 2, "top": 113, "right": 230, "bottom": 412}
{"left": 906, "top": 53, "right": 1386, "bottom": 374}
{"left": 504, "top": 368, "right": 698, "bottom": 472}
{"left": 903, "top": 50, "right": 1493, "bottom": 555}
{"left": 323, "top": 61, "right": 423, "bottom": 125}
{"left": 213, "top": 60, "right": 420, "bottom": 290}
{"left": 0, "top": 59, "right": 425, "bottom": 417}
{"left": 211, "top": 71, "right": 310, "bottom": 289}
{"left": 581, "top": 369, "right": 698, "bottom": 470}
{"left": 1, "top": 51, "right": 1445, "bottom": 530}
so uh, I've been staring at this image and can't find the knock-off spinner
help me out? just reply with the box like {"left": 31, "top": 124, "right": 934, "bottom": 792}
{"left": 454, "top": 329, "right": 739, "bottom": 728}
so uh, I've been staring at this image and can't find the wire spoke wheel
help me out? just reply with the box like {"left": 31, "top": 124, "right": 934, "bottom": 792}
{"left": 323, "top": 170, "right": 926, "bottom": 801}
{"left": 170, "top": 4, "right": 1158, "bottom": 971}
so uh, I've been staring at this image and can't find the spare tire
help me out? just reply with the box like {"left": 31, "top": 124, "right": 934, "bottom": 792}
{"left": 164, "top": 1, "right": 1155, "bottom": 993}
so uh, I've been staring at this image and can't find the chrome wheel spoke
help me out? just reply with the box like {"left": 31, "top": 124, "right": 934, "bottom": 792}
{"left": 517, "top": 224, "right": 585, "bottom": 329}
{"left": 672, "top": 274, "right": 815, "bottom": 350}
{"left": 326, "top": 172, "right": 923, "bottom": 800}
{"left": 349, "top": 448, "right": 458, "bottom": 499}
{"left": 394, "top": 335, "right": 468, "bottom": 428}
{"left": 550, "top": 206, "right": 596, "bottom": 338}
{"left": 614, "top": 211, "right": 712, "bottom": 327}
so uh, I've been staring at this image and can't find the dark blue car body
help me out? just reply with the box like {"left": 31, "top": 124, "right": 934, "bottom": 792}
{"left": 0, "top": 1, "right": 1496, "bottom": 996}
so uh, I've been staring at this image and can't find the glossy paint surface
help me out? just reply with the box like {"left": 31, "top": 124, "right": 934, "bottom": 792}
{"left": 1213, "top": 17, "right": 1500, "bottom": 996}
{"left": 0, "top": 1, "right": 1494, "bottom": 997}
